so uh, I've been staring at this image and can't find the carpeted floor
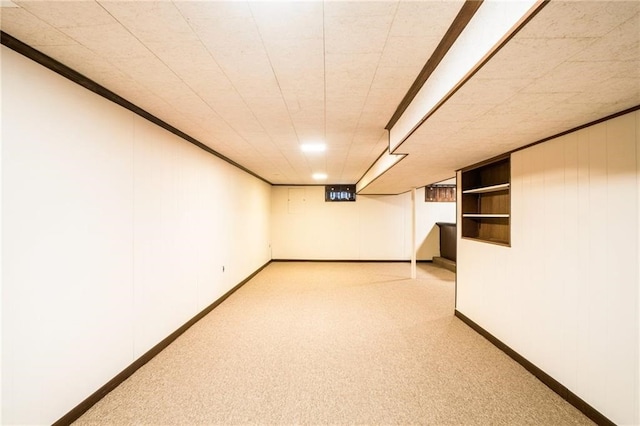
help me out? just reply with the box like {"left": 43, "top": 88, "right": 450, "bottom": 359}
{"left": 74, "top": 261, "right": 592, "bottom": 425}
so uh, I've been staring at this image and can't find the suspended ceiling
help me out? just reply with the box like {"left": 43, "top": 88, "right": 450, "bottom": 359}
{"left": 1, "top": 1, "right": 639, "bottom": 193}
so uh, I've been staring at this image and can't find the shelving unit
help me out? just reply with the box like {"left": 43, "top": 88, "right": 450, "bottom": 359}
{"left": 462, "top": 183, "right": 510, "bottom": 194}
{"left": 462, "top": 213, "right": 510, "bottom": 218}
{"left": 461, "top": 156, "right": 511, "bottom": 245}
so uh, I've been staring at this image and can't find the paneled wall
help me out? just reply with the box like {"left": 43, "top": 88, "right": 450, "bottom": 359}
{"left": 271, "top": 186, "right": 455, "bottom": 260}
{"left": 456, "top": 111, "right": 639, "bottom": 425}
{"left": 1, "top": 46, "right": 271, "bottom": 424}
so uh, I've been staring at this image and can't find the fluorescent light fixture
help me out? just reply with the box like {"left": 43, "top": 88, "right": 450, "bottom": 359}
{"left": 301, "top": 143, "right": 326, "bottom": 153}
{"left": 312, "top": 173, "right": 328, "bottom": 180}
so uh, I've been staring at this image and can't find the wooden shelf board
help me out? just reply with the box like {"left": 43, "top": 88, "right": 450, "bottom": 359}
{"left": 462, "top": 214, "right": 510, "bottom": 218}
{"left": 462, "top": 183, "right": 510, "bottom": 194}
{"left": 461, "top": 236, "right": 511, "bottom": 247}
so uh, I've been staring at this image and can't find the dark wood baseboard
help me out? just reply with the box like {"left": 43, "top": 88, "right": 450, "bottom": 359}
{"left": 454, "top": 310, "right": 614, "bottom": 426}
{"left": 52, "top": 260, "right": 272, "bottom": 426}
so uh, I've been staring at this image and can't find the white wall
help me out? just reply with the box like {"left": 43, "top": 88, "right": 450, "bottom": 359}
{"left": 271, "top": 186, "right": 455, "bottom": 260}
{"left": 456, "top": 111, "right": 639, "bottom": 425}
{"left": 1, "top": 46, "right": 271, "bottom": 425}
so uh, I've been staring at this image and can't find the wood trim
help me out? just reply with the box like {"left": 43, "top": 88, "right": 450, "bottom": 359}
{"left": 454, "top": 310, "right": 615, "bottom": 426}
{"left": 354, "top": 144, "right": 393, "bottom": 193}
{"left": 354, "top": 152, "right": 408, "bottom": 195}
{"left": 460, "top": 153, "right": 511, "bottom": 174}
{"left": 510, "top": 104, "right": 640, "bottom": 155}
{"left": 0, "top": 31, "right": 271, "bottom": 186}
{"left": 52, "top": 260, "right": 272, "bottom": 426}
{"left": 390, "top": 1, "right": 549, "bottom": 154}
{"left": 272, "top": 259, "right": 433, "bottom": 263}
{"left": 385, "top": 0, "right": 483, "bottom": 130}
{"left": 272, "top": 184, "right": 327, "bottom": 187}
{"left": 456, "top": 105, "right": 640, "bottom": 174}
{"left": 460, "top": 236, "right": 510, "bottom": 247}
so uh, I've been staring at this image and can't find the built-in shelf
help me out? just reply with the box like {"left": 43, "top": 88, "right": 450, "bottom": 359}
{"left": 463, "top": 214, "right": 510, "bottom": 218}
{"left": 461, "top": 156, "right": 511, "bottom": 245}
{"left": 462, "top": 236, "right": 511, "bottom": 247}
{"left": 462, "top": 183, "right": 510, "bottom": 194}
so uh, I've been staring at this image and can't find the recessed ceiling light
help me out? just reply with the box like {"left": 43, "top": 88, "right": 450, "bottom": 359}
{"left": 312, "top": 173, "right": 327, "bottom": 180}
{"left": 301, "top": 143, "right": 326, "bottom": 153}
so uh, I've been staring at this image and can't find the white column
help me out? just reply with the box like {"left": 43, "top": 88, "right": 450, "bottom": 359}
{"left": 411, "top": 187, "right": 417, "bottom": 279}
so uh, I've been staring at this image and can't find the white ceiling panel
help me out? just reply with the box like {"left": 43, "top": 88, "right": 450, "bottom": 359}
{"left": 61, "top": 23, "right": 150, "bottom": 60}
{"left": 391, "top": 0, "right": 458, "bottom": 38}
{"left": 362, "top": 1, "right": 640, "bottom": 194}
{"left": 100, "top": 1, "right": 198, "bottom": 44}
{"left": 0, "top": 7, "right": 75, "bottom": 46}
{"left": 250, "top": 1, "right": 323, "bottom": 40}
{"left": 15, "top": 0, "right": 114, "bottom": 28}
{"left": 3, "top": 1, "right": 633, "bottom": 191}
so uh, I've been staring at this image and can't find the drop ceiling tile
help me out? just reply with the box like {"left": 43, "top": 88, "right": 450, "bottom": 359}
{"left": 570, "top": 13, "right": 640, "bottom": 63}
{"left": 223, "top": 114, "right": 266, "bottom": 137}
{"left": 357, "top": 111, "right": 390, "bottom": 130}
{"left": 281, "top": 92, "right": 324, "bottom": 115}
{"left": 98, "top": 1, "right": 197, "bottom": 44}
{"left": 175, "top": 1, "right": 252, "bottom": 22}
{"left": 265, "top": 40, "right": 324, "bottom": 96}
{"left": 210, "top": 49, "right": 281, "bottom": 98}
{"left": 325, "top": 109, "right": 360, "bottom": 134}
{"left": 289, "top": 106, "right": 325, "bottom": 138}
{"left": 15, "top": 0, "right": 115, "bottom": 28}
{"left": 324, "top": 1, "right": 398, "bottom": 18}
{"left": 447, "top": 78, "right": 533, "bottom": 105}
{"left": 522, "top": 60, "right": 630, "bottom": 94}
{"left": 325, "top": 14, "right": 394, "bottom": 54}
{"left": 240, "top": 132, "right": 278, "bottom": 153}
{"left": 5, "top": 0, "right": 633, "bottom": 194}
{"left": 0, "top": 8, "right": 76, "bottom": 46}
{"left": 61, "top": 23, "right": 150, "bottom": 60}
{"left": 143, "top": 40, "right": 236, "bottom": 93}
{"left": 325, "top": 52, "right": 380, "bottom": 75}
{"left": 478, "top": 37, "right": 597, "bottom": 80}
{"left": 390, "top": 1, "right": 463, "bottom": 38}
{"left": 188, "top": 15, "right": 262, "bottom": 53}
{"left": 325, "top": 133, "right": 355, "bottom": 147}
{"left": 612, "top": 57, "right": 640, "bottom": 80}
{"left": 519, "top": 1, "right": 640, "bottom": 39}
{"left": 325, "top": 52, "right": 379, "bottom": 97}
{"left": 353, "top": 128, "right": 386, "bottom": 143}
{"left": 364, "top": 87, "right": 405, "bottom": 109}
{"left": 278, "top": 75, "right": 324, "bottom": 101}
{"left": 266, "top": 51, "right": 324, "bottom": 93}
{"left": 169, "top": 95, "right": 215, "bottom": 123}
{"left": 565, "top": 75, "right": 640, "bottom": 105}
{"left": 30, "top": 42, "right": 115, "bottom": 78}
{"left": 266, "top": 132, "right": 299, "bottom": 148}
{"left": 427, "top": 102, "right": 494, "bottom": 124}
{"left": 250, "top": 1, "right": 323, "bottom": 40}
{"left": 370, "top": 66, "right": 418, "bottom": 90}
{"left": 245, "top": 96, "right": 297, "bottom": 137}
{"left": 202, "top": 126, "right": 246, "bottom": 149}
{"left": 108, "top": 55, "right": 187, "bottom": 99}
{"left": 379, "top": 36, "right": 439, "bottom": 68}
{"left": 265, "top": 37, "right": 324, "bottom": 68}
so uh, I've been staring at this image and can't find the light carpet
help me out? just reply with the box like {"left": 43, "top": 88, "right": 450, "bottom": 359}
{"left": 74, "top": 261, "right": 592, "bottom": 425}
